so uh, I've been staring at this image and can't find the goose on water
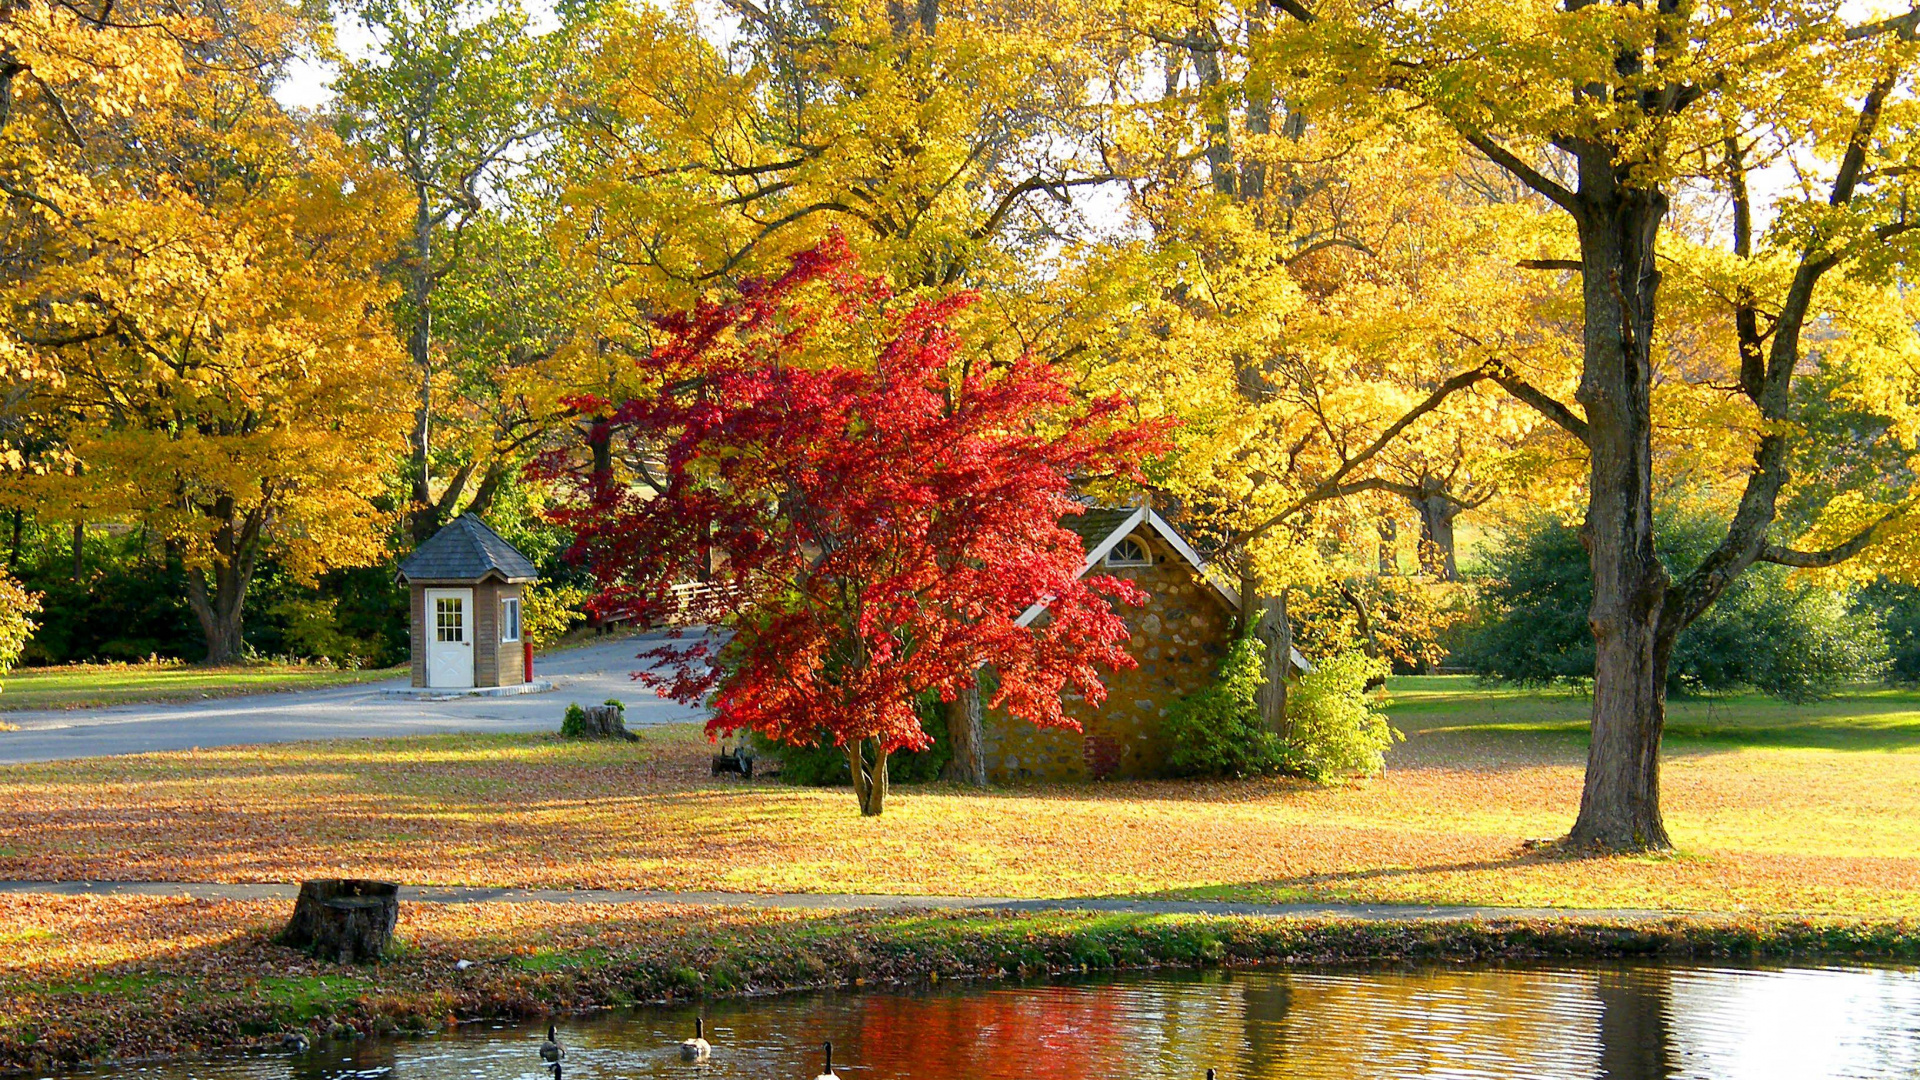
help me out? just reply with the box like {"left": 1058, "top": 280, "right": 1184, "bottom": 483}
{"left": 541, "top": 1025, "right": 564, "bottom": 1065}
{"left": 680, "top": 1017, "right": 712, "bottom": 1061}
{"left": 815, "top": 1040, "right": 839, "bottom": 1080}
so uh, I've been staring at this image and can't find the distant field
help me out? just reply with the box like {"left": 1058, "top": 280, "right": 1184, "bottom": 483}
{"left": 2, "top": 676, "right": 1918, "bottom": 916}
{"left": 0, "top": 662, "right": 403, "bottom": 711}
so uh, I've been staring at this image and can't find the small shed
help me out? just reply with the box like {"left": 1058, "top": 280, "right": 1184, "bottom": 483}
{"left": 395, "top": 516, "right": 538, "bottom": 690}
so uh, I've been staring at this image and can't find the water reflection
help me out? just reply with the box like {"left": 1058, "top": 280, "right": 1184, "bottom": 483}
{"left": 111, "top": 963, "right": 1920, "bottom": 1080}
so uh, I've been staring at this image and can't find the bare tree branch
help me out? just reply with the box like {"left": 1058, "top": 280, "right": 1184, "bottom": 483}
{"left": 1459, "top": 131, "right": 1583, "bottom": 219}
{"left": 1758, "top": 515, "right": 1899, "bottom": 568}
{"left": 1232, "top": 363, "right": 1496, "bottom": 547}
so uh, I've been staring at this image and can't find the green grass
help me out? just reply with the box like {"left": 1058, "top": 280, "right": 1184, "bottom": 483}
{"left": 1388, "top": 675, "right": 1920, "bottom": 753}
{"left": 11, "top": 676, "right": 1920, "bottom": 916}
{"left": 0, "top": 661, "right": 404, "bottom": 711}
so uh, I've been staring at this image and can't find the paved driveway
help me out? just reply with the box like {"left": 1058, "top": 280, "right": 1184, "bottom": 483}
{"left": 0, "top": 633, "right": 715, "bottom": 764}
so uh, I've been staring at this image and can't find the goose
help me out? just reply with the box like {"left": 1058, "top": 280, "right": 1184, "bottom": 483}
{"left": 541, "top": 1025, "right": 564, "bottom": 1066}
{"left": 815, "top": 1040, "right": 839, "bottom": 1080}
{"left": 680, "top": 1017, "right": 712, "bottom": 1061}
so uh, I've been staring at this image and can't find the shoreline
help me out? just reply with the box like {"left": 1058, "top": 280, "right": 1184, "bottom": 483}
{"left": 6, "top": 902, "right": 1919, "bottom": 1075}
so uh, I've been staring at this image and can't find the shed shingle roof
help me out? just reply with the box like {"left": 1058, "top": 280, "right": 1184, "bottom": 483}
{"left": 396, "top": 515, "right": 539, "bottom": 584}
{"left": 1062, "top": 507, "right": 1140, "bottom": 548}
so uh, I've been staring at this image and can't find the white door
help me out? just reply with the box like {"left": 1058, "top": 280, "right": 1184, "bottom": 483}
{"left": 425, "top": 588, "right": 475, "bottom": 688}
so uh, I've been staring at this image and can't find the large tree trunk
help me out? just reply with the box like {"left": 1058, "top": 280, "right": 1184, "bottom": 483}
{"left": 849, "top": 738, "right": 890, "bottom": 815}
{"left": 941, "top": 672, "right": 987, "bottom": 787}
{"left": 187, "top": 564, "right": 248, "bottom": 665}
{"left": 186, "top": 501, "right": 265, "bottom": 667}
{"left": 1567, "top": 173, "right": 1673, "bottom": 851}
{"left": 1414, "top": 494, "right": 1459, "bottom": 581}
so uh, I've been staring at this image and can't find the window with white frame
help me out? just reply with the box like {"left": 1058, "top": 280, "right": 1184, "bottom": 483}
{"left": 435, "top": 597, "right": 464, "bottom": 643}
{"left": 1105, "top": 536, "right": 1151, "bottom": 567}
{"left": 501, "top": 596, "right": 521, "bottom": 643}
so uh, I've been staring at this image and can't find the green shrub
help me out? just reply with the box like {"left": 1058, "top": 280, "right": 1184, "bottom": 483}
{"left": 1160, "top": 640, "right": 1398, "bottom": 781}
{"left": 560, "top": 702, "right": 589, "bottom": 738}
{"left": 1283, "top": 651, "right": 1399, "bottom": 780}
{"left": 1459, "top": 510, "right": 1886, "bottom": 700}
{"left": 1856, "top": 580, "right": 1920, "bottom": 684}
{"left": 0, "top": 572, "right": 38, "bottom": 693}
{"left": 1159, "top": 638, "right": 1296, "bottom": 779}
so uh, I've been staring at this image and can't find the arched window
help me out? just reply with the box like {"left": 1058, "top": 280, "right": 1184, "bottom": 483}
{"left": 1106, "top": 537, "right": 1151, "bottom": 567}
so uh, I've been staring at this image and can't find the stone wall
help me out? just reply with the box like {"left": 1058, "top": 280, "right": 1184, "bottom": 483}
{"left": 981, "top": 527, "right": 1234, "bottom": 782}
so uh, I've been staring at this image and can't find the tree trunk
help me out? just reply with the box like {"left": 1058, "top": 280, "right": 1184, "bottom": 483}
{"left": 1566, "top": 173, "right": 1673, "bottom": 851}
{"left": 279, "top": 879, "right": 399, "bottom": 964}
{"left": 464, "top": 461, "right": 508, "bottom": 520}
{"left": 407, "top": 183, "right": 437, "bottom": 544}
{"left": 1415, "top": 495, "right": 1460, "bottom": 581}
{"left": 941, "top": 672, "right": 987, "bottom": 787}
{"left": 7, "top": 509, "right": 21, "bottom": 569}
{"left": 1377, "top": 516, "right": 1397, "bottom": 575}
{"left": 185, "top": 502, "right": 264, "bottom": 667}
{"left": 1252, "top": 589, "right": 1291, "bottom": 736}
{"left": 849, "top": 738, "right": 890, "bottom": 816}
{"left": 188, "top": 564, "right": 248, "bottom": 665}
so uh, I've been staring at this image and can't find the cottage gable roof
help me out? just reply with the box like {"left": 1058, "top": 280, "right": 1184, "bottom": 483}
{"left": 396, "top": 515, "right": 539, "bottom": 584}
{"left": 1022, "top": 505, "right": 1312, "bottom": 673}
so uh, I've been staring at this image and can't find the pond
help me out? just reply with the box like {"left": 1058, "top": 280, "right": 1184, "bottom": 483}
{"left": 107, "top": 963, "right": 1920, "bottom": 1080}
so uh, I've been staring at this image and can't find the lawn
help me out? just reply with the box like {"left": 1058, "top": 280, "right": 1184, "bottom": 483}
{"left": 2, "top": 677, "right": 1919, "bottom": 916}
{"left": 0, "top": 661, "right": 404, "bottom": 711}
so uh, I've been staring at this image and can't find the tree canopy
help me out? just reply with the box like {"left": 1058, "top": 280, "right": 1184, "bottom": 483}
{"left": 546, "top": 238, "right": 1163, "bottom": 814}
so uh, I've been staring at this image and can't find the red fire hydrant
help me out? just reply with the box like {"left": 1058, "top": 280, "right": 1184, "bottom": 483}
{"left": 524, "top": 640, "right": 534, "bottom": 683}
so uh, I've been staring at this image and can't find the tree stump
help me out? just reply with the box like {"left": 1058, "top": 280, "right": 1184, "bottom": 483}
{"left": 279, "top": 879, "right": 399, "bottom": 963}
{"left": 573, "top": 704, "right": 639, "bottom": 741}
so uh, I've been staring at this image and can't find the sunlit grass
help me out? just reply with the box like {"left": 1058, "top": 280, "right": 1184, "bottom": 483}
{"left": 0, "top": 661, "right": 403, "bottom": 711}
{"left": 1, "top": 678, "right": 1919, "bottom": 915}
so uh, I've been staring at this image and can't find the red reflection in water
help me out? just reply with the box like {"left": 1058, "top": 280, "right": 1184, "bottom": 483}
{"left": 848, "top": 985, "right": 1132, "bottom": 1079}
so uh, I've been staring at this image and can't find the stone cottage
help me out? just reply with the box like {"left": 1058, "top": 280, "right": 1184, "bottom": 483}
{"left": 980, "top": 506, "right": 1305, "bottom": 782}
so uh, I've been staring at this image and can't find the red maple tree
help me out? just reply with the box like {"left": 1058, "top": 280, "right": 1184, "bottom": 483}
{"left": 546, "top": 237, "right": 1166, "bottom": 814}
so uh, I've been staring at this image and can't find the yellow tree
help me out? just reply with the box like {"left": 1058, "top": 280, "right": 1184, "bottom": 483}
{"left": 1086, "top": 45, "right": 1575, "bottom": 721}
{"left": 550, "top": 0, "right": 1147, "bottom": 781}
{"left": 0, "top": 0, "right": 408, "bottom": 663}
{"left": 330, "top": 0, "right": 589, "bottom": 541}
{"left": 1259, "top": 0, "right": 1920, "bottom": 848}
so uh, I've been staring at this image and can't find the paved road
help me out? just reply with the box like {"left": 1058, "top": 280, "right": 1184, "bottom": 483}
{"left": 0, "top": 879, "right": 1673, "bottom": 922}
{"left": 0, "top": 633, "right": 715, "bottom": 764}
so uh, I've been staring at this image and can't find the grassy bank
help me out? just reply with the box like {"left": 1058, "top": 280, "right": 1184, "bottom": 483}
{"left": 3, "top": 892, "right": 1918, "bottom": 1073}
{"left": 4, "top": 678, "right": 1920, "bottom": 914}
{"left": 0, "top": 662, "right": 402, "bottom": 711}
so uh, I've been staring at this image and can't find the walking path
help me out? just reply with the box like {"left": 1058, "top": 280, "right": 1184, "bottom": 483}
{"left": 0, "top": 879, "right": 1673, "bottom": 922}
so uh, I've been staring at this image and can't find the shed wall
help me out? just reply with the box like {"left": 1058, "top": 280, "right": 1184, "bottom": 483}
{"left": 981, "top": 529, "right": 1234, "bottom": 782}
{"left": 409, "top": 587, "right": 427, "bottom": 688}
